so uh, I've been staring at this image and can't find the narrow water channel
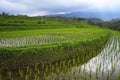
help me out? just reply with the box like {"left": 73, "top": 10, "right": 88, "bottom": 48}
{"left": 43, "top": 37, "right": 120, "bottom": 80}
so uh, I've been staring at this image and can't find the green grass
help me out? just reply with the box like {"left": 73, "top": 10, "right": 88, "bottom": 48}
{"left": 0, "top": 27, "right": 102, "bottom": 38}
{"left": 0, "top": 15, "right": 97, "bottom": 31}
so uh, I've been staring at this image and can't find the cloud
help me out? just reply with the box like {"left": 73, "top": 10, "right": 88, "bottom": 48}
{"left": 0, "top": 0, "right": 27, "bottom": 12}
{"left": 0, "top": 0, "right": 120, "bottom": 16}
{"left": 25, "top": 11, "right": 72, "bottom": 16}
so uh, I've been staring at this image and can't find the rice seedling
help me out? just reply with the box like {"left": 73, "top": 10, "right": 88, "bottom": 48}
{"left": 0, "top": 69, "right": 2, "bottom": 80}
{"left": 19, "top": 68, "right": 23, "bottom": 78}
{"left": 34, "top": 74, "right": 38, "bottom": 80}
{"left": 117, "top": 71, "right": 120, "bottom": 80}
{"left": 42, "top": 35, "right": 119, "bottom": 80}
{"left": 25, "top": 74, "right": 29, "bottom": 80}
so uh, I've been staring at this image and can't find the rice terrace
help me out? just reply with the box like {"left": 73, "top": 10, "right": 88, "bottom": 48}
{"left": 0, "top": 0, "right": 120, "bottom": 80}
{"left": 0, "top": 14, "right": 120, "bottom": 80}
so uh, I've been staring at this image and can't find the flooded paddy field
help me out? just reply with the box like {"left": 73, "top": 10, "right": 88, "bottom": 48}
{"left": 0, "top": 36, "right": 120, "bottom": 80}
{"left": 41, "top": 37, "right": 120, "bottom": 80}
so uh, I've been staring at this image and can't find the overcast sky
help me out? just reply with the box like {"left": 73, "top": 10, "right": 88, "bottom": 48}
{"left": 0, "top": 0, "right": 120, "bottom": 16}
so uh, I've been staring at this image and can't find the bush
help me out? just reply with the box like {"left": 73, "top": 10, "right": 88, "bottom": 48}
{"left": 20, "top": 21, "right": 24, "bottom": 23}
{"left": 8, "top": 21, "right": 12, "bottom": 23}
{"left": 37, "top": 20, "right": 46, "bottom": 24}
{"left": 13, "top": 20, "right": 24, "bottom": 23}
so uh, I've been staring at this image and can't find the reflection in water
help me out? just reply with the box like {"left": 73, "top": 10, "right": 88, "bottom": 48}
{"left": 44, "top": 37, "right": 120, "bottom": 80}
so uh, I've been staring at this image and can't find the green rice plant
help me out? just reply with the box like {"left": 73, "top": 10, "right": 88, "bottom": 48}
{"left": 91, "top": 76, "right": 96, "bottom": 80}
{"left": 55, "top": 62, "right": 58, "bottom": 67}
{"left": 25, "top": 74, "right": 29, "bottom": 80}
{"left": 51, "top": 65, "right": 55, "bottom": 71}
{"left": 106, "top": 70, "right": 110, "bottom": 80}
{"left": 0, "top": 69, "right": 2, "bottom": 80}
{"left": 84, "top": 69, "right": 88, "bottom": 80}
{"left": 59, "top": 77, "right": 63, "bottom": 80}
{"left": 62, "top": 61, "right": 65, "bottom": 68}
{"left": 89, "top": 66, "right": 92, "bottom": 79}
{"left": 42, "top": 63, "right": 45, "bottom": 69}
{"left": 37, "top": 69, "right": 40, "bottom": 75}
{"left": 96, "top": 65, "right": 99, "bottom": 77}
{"left": 117, "top": 71, "right": 120, "bottom": 80}
{"left": 43, "top": 72, "right": 47, "bottom": 78}
{"left": 56, "top": 68, "right": 60, "bottom": 74}
{"left": 72, "top": 57, "right": 76, "bottom": 65}
{"left": 78, "top": 68, "right": 82, "bottom": 80}
{"left": 8, "top": 70, "right": 12, "bottom": 80}
{"left": 35, "top": 64, "right": 38, "bottom": 72}
{"left": 19, "top": 68, "right": 23, "bottom": 78}
{"left": 45, "top": 65, "right": 48, "bottom": 72}
{"left": 51, "top": 72, "right": 54, "bottom": 76}
{"left": 34, "top": 74, "right": 38, "bottom": 80}
{"left": 26, "top": 66, "right": 30, "bottom": 74}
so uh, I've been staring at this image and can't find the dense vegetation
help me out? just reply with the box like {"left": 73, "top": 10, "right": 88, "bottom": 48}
{"left": 57, "top": 17, "right": 120, "bottom": 31}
